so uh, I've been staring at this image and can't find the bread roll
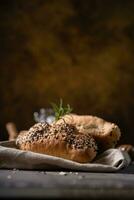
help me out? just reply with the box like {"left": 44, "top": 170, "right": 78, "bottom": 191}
{"left": 56, "top": 114, "right": 121, "bottom": 151}
{"left": 16, "top": 122, "right": 98, "bottom": 163}
{"left": 117, "top": 144, "right": 134, "bottom": 160}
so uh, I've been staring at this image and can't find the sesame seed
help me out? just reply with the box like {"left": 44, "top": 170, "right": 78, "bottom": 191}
{"left": 16, "top": 121, "right": 97, "bottom": 154}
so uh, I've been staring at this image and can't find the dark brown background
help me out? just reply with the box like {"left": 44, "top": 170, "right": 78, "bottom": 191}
{"left": 0, "top": 0, "right": 134, "bottom": 145}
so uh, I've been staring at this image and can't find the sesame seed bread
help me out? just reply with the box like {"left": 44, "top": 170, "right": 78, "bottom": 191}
{"left": 16, "top": 122, "right": 97, "bottom": 163}
{"left": 56, "top": 114, "right": 121, "bottom": 151}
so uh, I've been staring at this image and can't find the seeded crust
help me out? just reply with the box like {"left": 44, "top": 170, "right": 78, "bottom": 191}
{"left": 56, "top": 114, "right": 121, "bottom": 151}
{"left": 16, "top": 122, "right": 97, "bottom": 163}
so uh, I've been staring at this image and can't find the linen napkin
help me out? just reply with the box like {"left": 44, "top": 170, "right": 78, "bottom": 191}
{"left": 0, "top": 140, "right": 131, "bottom": 172}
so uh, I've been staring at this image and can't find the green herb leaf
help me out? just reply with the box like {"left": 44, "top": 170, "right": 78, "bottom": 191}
{"left": 51, "top": 99, "right": 73, "bottom": 121}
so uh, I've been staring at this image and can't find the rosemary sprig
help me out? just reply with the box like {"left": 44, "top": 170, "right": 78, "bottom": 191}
{"left": 51, "top": 99, "right": 73, "bottom": 121}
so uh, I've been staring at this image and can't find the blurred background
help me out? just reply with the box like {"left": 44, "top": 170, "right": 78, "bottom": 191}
{"left": 0, "top": 0, "right": 134, "bottom": 144}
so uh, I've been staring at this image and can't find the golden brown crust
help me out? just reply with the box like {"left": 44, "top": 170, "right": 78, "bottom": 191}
{"left": 16, "top": 122, "right": 97, "bottom": 163}
{"left": 56, "top": 114, "right": 121, "bottom": 151}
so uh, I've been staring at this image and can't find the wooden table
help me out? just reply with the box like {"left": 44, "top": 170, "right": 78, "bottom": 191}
{"left": 0, "top": 163, "right": 134, "bottom": 199}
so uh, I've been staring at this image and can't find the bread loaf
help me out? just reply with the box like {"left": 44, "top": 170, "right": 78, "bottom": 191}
{"left": 16, "top": 122, "right": 98, "bottom": 163}
{"left": 56, "top": 114, "right": 121, "bottom": 151}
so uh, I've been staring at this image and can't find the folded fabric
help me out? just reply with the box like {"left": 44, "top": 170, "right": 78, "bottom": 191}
{"left": 0, "top": 140, "right": 131, "bottom": 172}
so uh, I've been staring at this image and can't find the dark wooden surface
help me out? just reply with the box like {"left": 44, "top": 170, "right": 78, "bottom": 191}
{"left": 0, "top": 163, "right": 134, "bottom": 199}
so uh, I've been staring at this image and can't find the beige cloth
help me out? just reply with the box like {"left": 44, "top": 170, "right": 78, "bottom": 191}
{"left": 0, "top": 140, "right": 131, "bottom": 172}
